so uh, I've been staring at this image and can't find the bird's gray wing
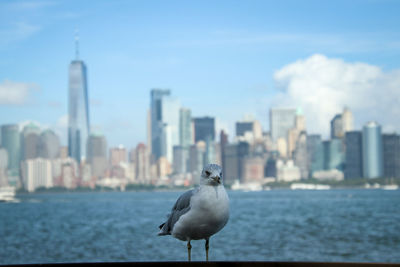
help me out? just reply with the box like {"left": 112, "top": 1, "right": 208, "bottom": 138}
{"left": 158, "top": 188, "right": 197, "bottom": 235}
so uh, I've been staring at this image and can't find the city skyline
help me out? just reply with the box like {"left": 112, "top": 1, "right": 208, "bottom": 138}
{"left": 1, "top": 0, "right": 400, "bottom": 147}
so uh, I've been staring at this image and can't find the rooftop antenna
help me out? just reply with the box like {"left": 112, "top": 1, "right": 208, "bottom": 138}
{"left": 74, "top": 29, "right": 79, "bottom": 60}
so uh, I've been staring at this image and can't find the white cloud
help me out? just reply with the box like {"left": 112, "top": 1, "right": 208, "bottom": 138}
{"left": 272, "top": 54, "right": 400, "bottom": 137}
{"left": 0, "top": 80, "right": 39, "bottom": 105}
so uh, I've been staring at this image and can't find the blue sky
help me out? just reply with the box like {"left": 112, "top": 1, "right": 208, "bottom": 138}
{"left": 1, "top": 0, "right": 400, "bottom": 148}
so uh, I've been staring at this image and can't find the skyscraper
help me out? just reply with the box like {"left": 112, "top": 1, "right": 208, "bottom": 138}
{"left": 109, "top": 146, "right": 127, "bottom": 167}
{"left": 1, "top": 124, "right": 21, "bottom": 183}
{"left": 342, "top": 107, "right": 354, "bottom": 133}
{"left": 307, "top": 134, "right": 324, "bottom": 176}
{"left": 362, "top": 121, "right": 383, "bottom": 178}
{"left": 293, "top": 131, "right": 308, "bottom": 178}
{"left": 269, "top": 108, "right": 297, "bottom": 141}
{"left": 382, "top": 133, "right": 400, "bottom": 178}
{"left": 323, "top": 139, "right": 344, "bottom": 171}
{"left": 179, "top": 108, "right": 192, "bottom": 148}
{"left": 150, "top": 89, "right": 171, "bottom": 160}
{"left": 331, "top": 107, "right": 354, "bottom": 139}
{"left": 21, "top": 123, "right": 41, "bottom": 160}
{"left": 162, "top": 96, "right": 181, "bottom": 163}
{"left": 193, "top": 117, "right": 215, "bottom": 143}
{"left": 87, "top": 134, "right": 107, "bottom": 178}
{"left": 68, "top": 38, "right": 90, "bottom": 163}
{"left": 345, "top": 131, "right": 363, "bottom": 179}
{"left": 39, "top": 129, "right": 60, "bottom": 159}
{"left": 330, "top": 114, "right": 343, "bottom": 139}
{"left": 236, "top": 122, "right": 253, "bottom": 137}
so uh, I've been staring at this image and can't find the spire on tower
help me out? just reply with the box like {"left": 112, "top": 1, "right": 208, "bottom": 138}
{"left": 74, "top": 29, "right": 79, "bottom": 60}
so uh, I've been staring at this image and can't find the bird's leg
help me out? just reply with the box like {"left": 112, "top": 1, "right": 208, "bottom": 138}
{"left": 205, "top": 238, "right": 210, "bottom": 261}
{"left": 187, "top": 240, "right": 192, "bottom": 262}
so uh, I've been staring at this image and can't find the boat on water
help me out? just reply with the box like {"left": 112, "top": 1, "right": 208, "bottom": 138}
{"left": 381, "top": 184, "right": 399, "bottom": 190}
{"left": 0, "top": 186, "right": 17, "bottom": 202}
{"left": 290, "top": 183, "right": 331, "bottom": 190}
{"left": 231, "top": 180, "right": 263, "bottom": 192}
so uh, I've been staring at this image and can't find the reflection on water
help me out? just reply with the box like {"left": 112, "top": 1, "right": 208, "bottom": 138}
{"left": 1, "top": 190, "right": 400, "bottom": 264}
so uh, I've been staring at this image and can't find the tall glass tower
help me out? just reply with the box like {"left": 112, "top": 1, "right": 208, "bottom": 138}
{"left": 68, "top": 36, "right": 90, "bottom": 163}
{"left": 362, "top": 121, "right": 383, "bottom": 178}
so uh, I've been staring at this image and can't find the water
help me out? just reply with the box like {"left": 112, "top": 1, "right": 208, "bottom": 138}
{"left": 1, "top": 190, "right": 399, "bottom": 264}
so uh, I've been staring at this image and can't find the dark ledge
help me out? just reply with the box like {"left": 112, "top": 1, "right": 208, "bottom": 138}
{"left": 4, "top": 262, "right": 399, "bottom": 267}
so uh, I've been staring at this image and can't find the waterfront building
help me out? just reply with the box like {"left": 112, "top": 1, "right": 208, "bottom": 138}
{"left": 236, "top": 120, "right": 263, "bottom": 144}
{"left": 293, "top": 131, "right": 308, "bottom": 179}
{"left": 1, "top": 124, "right": 20, "bottom": 179}
{"left": 276, "top": 159, "right": 301, "bottom": 182}
{"left": 220, "top": 130, "right": 228, "bottom": 179}
{"left": 382, "top": 133, "right": 400, "bottom": 178}
{"left": 39, "top": 129, "right": 60, "bottom": 159}
{"left": 362, "top": 121, "right": 383, "bottom": 178}
{"left": 331, "top": 107, "right": 354, "bottom": 139}
{"left": 157, "top": 156, "right": 171, "bottom": 179}
{"left": 109, "top": 146, "right": 127, "bottom": 167}
{"left": 265, "top": 152, "right": 279, "bottom": 178}
{"left": 179, "top": 108, "right": 193, "bottom": 148}
{"left": 0, "top": 148, "right": 8, "bottom": 186}
{"left": 204, "top": 137, "right": 215, "bottom": 165}
{"left": 68, "top": 41, "right": 90, "bottom": 163}
{"left": 323, "top": 139, "right": 344, "bottom": 171}
{"left": 345, "top": 131, "right": 363, "bottom": 179}
{"left": 342, "top": 107, "right": 354, "bottom": 133}
{"left": 269, "top": 107, "right": 296, "bottom": 142}
{"left": 307, "top": 134, "right": 324, "bottom": 177}
{"left": 242, "top": 156, "right": 264, "bottom": 183}
{"left": 173, "top": 145, "right": 188, "bottom": 174}
{"left": 223, "top": 142, "right": 249, "bottom": 185}
{"left": 21, "top": 123, "right": 41, "bottom": 160}
{"left": 288, "top": 113, "right": 306, "bottom": 156}
{"left": 276, "top": 137, "right": 287, "bottom": 158}
{"left": 134, "top": 143, "right": 150, "bottom": 183}
{"left": 331, "top": 114, "right": 343, "bottom": 139}
{"left": 193, "top": 117, "right": 215, "bottom": 143}
{"left": 161, "top": 96, "right": 181, "bottom": 164}
{"left": 21, "top": 158, "right": 53, "bottom": 192}
{"left": 236, "top": 121, "right": 253, "bottom": 137}
{"left": 189, "top": 141, "right": 206, "bottom": 176}
{"left": 86, "top": 134, "right": 107, "bottom": 178}
{"left": 52, "top": 157, "right": 79, "bottom": 189}
{"left": 60, "top": 146, "right": 68, "bottom": 159}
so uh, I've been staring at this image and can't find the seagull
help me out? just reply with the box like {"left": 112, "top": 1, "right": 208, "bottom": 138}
{"left": 158, "top": 164, "right": 230, "bottom": 261}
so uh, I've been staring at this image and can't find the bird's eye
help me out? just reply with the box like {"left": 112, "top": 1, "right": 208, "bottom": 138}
{"left": 205, "top": 171, "right": 211, "bottom": 176}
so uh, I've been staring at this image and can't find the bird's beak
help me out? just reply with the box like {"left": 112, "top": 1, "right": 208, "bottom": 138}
{"left": 212, "top": 176, "right": 221, "bottom": 184}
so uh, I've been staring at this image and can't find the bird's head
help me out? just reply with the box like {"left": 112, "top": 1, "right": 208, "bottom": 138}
{"left": 201, "top": 164, "right": 223, "bottom": 186}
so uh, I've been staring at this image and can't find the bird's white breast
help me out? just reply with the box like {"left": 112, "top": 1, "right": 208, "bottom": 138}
{"left": 172, "top": 185, "right": 229, "bottom": 241}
